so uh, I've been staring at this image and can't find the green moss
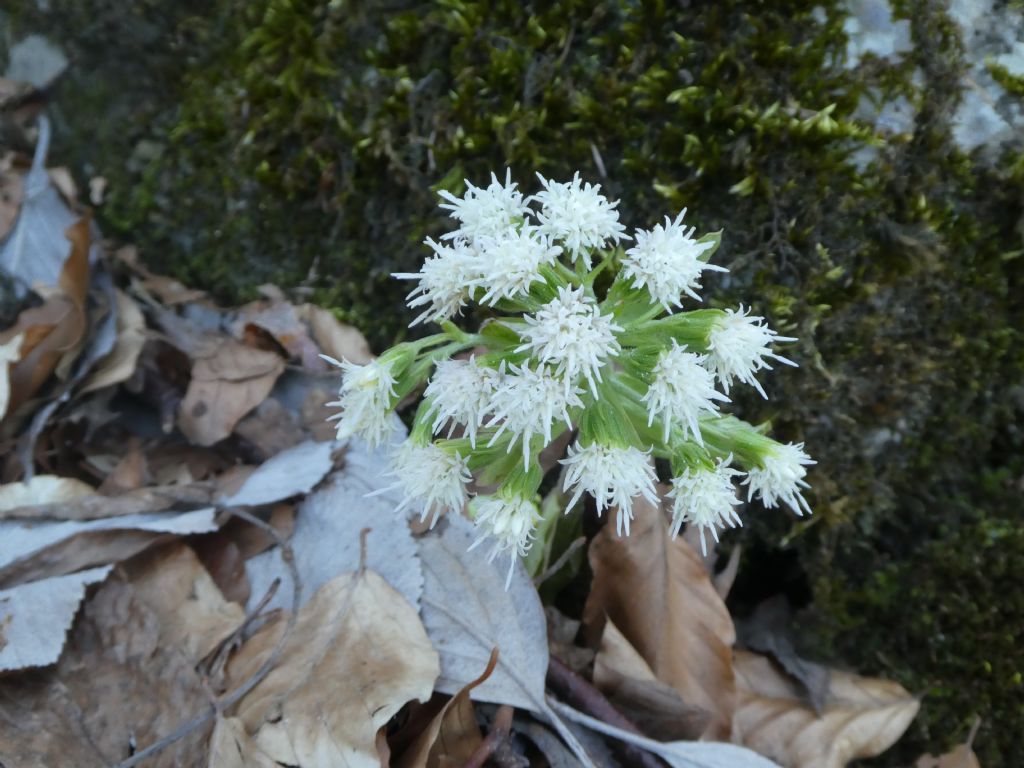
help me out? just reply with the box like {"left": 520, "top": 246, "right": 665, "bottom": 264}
{"left": 7, "top": 0, "right": 1024, "bottom": 762}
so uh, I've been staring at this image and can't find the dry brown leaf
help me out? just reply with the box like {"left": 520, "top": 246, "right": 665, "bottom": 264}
{"left": 79, "top": 289, "right": 146, "bottom": 394}
{"left": 178, "top": 338, "right": 285, "bottom": 446}
{"left": 593, "top": 619, "right": 711, "bottom": 741}
{"left": 208, "top": 716, "right": 279, "bottom": 768}
{"left": 0, "top": 332, "right": 23, "bottom": 420}
{"left": 915, "top": 745, "right": 982, "bottom": 768}
{"left": 124, "top": 543, "right": 245, "bottom": 663}
{"left": 395, "top": 649, "right": 496, "bottom": 768}
{"left": 298, "top": 303, "right": 373, "bottom": 365}
{"left": 97, "top": 444, "right": 149, "bottom": 494}
{"left": 0, "top": 578, "right": 213, "bottom": 765}
{"left": 0, "top": 170, "right": 22, "bottom": 241}
{"left": 231, "top": 298, "right": 322, "bottom": 368}
{"left": 227, "top": 569, "right": 440, "bottom": 767}
{"left": 732, "top": 649, "right": 920, "bottom": 768}
{"left": 233, "top": 397, "right": 305, "bottom": 458}
{"left": 193, "top": 534, "right": 251, "bottom": 605}
{"left": 139, "top": 274, "right": 206, "bottom": 305}
{"left": 0, "top": 479, "right": 216, "bottom": 522}
{"left": 0, "top": 215, "right": 90, "bottom": 414}
{"left": 0, "top": 473, "right": 94, "bottom": 512}
{"left": 915, "top": 720, "right": 982, "bottom": 768}
{"left": 583, "top": 492, "right": 736, "bottom": 739}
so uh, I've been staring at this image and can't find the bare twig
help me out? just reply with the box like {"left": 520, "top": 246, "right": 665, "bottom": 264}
{"left": 113, "top": 506, "right": 302, "bottom": 768}
{"left": 546, "top": 655, "right": 667, "bottom": 768}
{"left": 463, "top": 704, "right": 515, "bottom": 768}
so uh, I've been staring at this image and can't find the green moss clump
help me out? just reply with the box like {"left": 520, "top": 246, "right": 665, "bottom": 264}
{"left": 6, "top": 0, "right": 1024, "bottom": 762}
{"left": 815, "top": 505, "right": 1024, "bottom": 766}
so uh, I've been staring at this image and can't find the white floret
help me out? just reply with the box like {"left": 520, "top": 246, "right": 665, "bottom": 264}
{"left": 516, "top": 285, "right": 622, "bottom": 396}
{"left": 621, "top": 209, "right": 726, "bottom": 309}
{"left": 559, "top": 442, "right": 659, "bottom": 536}
{"left": 531, "top": 172, "right": 628, "bottom": 267}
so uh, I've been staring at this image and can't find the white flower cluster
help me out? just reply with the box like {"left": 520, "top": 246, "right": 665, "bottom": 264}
{"left": 327, "top": 170, "right": 815, "bottom": 579}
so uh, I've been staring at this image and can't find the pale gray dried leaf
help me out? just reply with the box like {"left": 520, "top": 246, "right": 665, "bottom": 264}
{"left": 4, "top": 36, "right": 68, "bottom": 88}
{"left": 0, "top": 117, "right": 76, "bottom": 299}
{"left": 552, "top": 701, "right": 783, "bottom": 768}
{"left": 417, "top": 512, "right": 547, "bottom": 712}
{"left": 0, "top": 507, "right": 218, "bottom": 587}
{"left": 220, "top": 440, "right": 334, "bottom": 508}
{"left": 0, "top": 565, "right": 111, "bottom": 671}
{"left": 245, "top": 438, "right": 421, "bottom": 613}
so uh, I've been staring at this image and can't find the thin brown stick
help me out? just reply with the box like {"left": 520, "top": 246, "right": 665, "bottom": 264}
{"left": 463, "top": 704, "right": 515, "bottom": 768}
{"left": 546, "top": 655, "right": 667, "bottom": 768}
{"left": 113, "top": 507, "right": 302, "bottom": 768}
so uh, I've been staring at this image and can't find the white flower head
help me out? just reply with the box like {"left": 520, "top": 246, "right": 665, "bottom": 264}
{"left": 560, "top": 442, "right": 659, "bottom": 536}
{"left": 487, "top": 362, "right": 583, "bottom": 469}
{"left": 705, "top": 305, "right": 797, "bottom": 398}
{"left": 470, "top": 226, "right": 562, "bottom": 305}
{"left": 743, "top": 441, "right": 815, "bottom": 516}
{"left": 531, "top": 172, "right": 628, "bottom": 267}
{"left": 438, "top": 169, "right": 531, "bottom": 243}
{"left": 622, "top": 209, "right": 726, "bottom": 309}
{"left": 668, "top": 456, "right": 744, "bottom": 555}
{"left": 642, "top": 341, "right": 729, "bottom": 443}
{"left": 424, "top": 356, "right": 504, "bottom": 446}
{"left": 517, "top": 285, "right": 623, "bottom": 396}
{"left": 393, "top": 237, "right": 481, "bottom": 326}
{"left": 470, "top": 492, "right": 542, "bottom": 588}
{"left": 385, "top": 440, "right": 471, "bottom": 526}
{"left": 323, "top": 356, "right": 397, "bottom": 447}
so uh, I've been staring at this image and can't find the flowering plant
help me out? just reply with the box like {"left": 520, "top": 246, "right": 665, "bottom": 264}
{"left": 326, "top": 171, "right": 814, "bottom": 583}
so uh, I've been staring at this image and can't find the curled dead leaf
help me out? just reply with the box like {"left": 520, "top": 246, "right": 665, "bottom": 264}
{"left": 227, "top": 569, "right": 439, "bottom": 767}
{"left": 583, "top": 491, "right": 736, "bottom": 739}
{"left": 732, "top": 649, "right": 920, "bottom": 768}
{"left": 178, "top": 338, "right": 284, "bottom": 446}
{"left": 593, "top": 619, "right": 711, "bottom": 741}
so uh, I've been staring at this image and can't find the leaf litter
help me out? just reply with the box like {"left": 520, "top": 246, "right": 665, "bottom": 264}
{"left": 0, "top": 100, "right": 948, "bottom": 768}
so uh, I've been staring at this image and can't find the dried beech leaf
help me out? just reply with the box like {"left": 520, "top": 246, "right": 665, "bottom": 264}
{"left": 0, "top": 578, "right": 213, "bottom": 766}
{"left": 594, "top": 619, "right": 711, "bottom": 741}
{"left": 0, "top": 332, "right": 22, "bottom": 420}
{"left": 227, "top": 570, "right": 439, "bottom": 768}
{"left": 395, "top": 649, "right": 497, "bottom": 768}
{"left": 230, "top": 299, "right": 322, "bottom": 368}
{"left": 220, "top": 439, "right": 334, "bottom": 508}
{"left": 208, "top": 716, "right": 278, "bottom": 768}
{"left": 124, "top": 544, "right": 244, "bottom": 663}
{"left": 915, "top": 744, "right": 982, "bottom": 768}
{"left": 178, "top": 338, "right": 284, "bottom": 446}
{"left": 0, "top": 480, "right": 217, "bottom": 522}
{"left": 78, "top": 289, "right": 146, "bottom": 394}
{"left": 0, "top": 474, "right": 95, "bottom": 512}
{"left": 583, "top": 493, "right": 736, "bottom": 738}
{"left": 298, "top": 303, "right": 373, "bottom": 366}
{"left": 732, "top": 649, "right": 920, "bottom": 768}
{"left": 0, "top": 565, "right": 111, "bottom": 671}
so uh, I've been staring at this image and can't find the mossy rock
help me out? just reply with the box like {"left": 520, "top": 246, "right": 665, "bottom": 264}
{"left": 5, "top": 0, "right": 1024, "bottom": 762}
